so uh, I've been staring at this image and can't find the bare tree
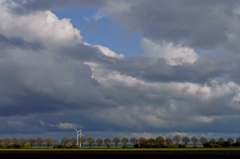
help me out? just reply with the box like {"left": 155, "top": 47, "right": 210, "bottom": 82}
{"left": 36, "top": 137, "right": 44, "bottom": 148}
{"left": 112, "top": 137, "right": 120, "bottom": 148}
{"left": 199, "top": 137, "right": 208, "bottom": 146}
{"left": 121, "top": 137, "right": 129, "bottom": 147}
{"left": 165, "top": 137, "right": 173, "bottom": 147}
{"left": 19, "top": 138, "right": 27, "bottom": 148}
{"left": 70, "top": 138, "right": 77, "bottom": 147}
{"left": 191, "top": 136, "right": 198, "bottom": 146}
{"left": 227, "top": 138, "right": 234, "bottom": 146}
{"left": 87, "top": 137, "right": 95, "bottom": 148}
{"left": 182, "top": 136, "right": 190, "bottom": 146}
{"left": 96, "top": 138, "right": 103, "bottom": 148}
{"left": 28, "top": 138, "right": 35, "bottom": 148}
{"left": 172, "top": 135, "right": 181, "bottom": 145}
{"left": 130, "top": 137, "right": 138, "bottom": 146}
{"left": 11, "top": 137, "right": 19, "bottom": 147}
{"left": 45, "top": 138, "right": 53, "bottom": 148}
{"left": 218, "top": 138, "right": 225, "bottom": 147}
{"left": 3, "top": 138, "right": 11, "bottom": 148}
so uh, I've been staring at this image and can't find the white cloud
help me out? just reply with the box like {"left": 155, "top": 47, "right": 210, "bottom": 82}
{"left": 84, "top": 42, "right": 124, "bottom": 59}
{"left": 39, "top": 120, "right": 45, "bottom": 126}
{"left": 55, "top": 122, "right": 79, "bottom": 129}
{"left": 0, "top": 9, "right": 82, "bottom": 48}
{"left": 84, "top": 9, "right": 106, "bottom": 22}
{"left": 141, "top": 38, "right": 198, "bottom": 65}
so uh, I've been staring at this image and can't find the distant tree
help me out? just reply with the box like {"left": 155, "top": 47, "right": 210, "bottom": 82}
{"left": 139, "top": 137, "right": 147, "bottom": 147}
{"left": 87, "top": 137, "right": 95, "bottom": 148}
{"left": 53, "top": 139, "right": 59, "bottom": 146}
{"left": 61, "top": 138, "right": 69, "bottom": 147}
{"left": 28, "top": 138, "right": 35, "bottom": 148}
{"left": 155, "top": 136, "right": 164, "bottom": 147}
{"left": 199, "top": 137, "right": 208, "bottom": 146}
{"left": 218, "top": 138, "right": 225, "bottom": 147}
{"left": 3, "top": 138, "right": 11, "bottom": 148}
{"left": 0, "top": 138, "right": 2, "bottom": 145}
{"left": 165, "top": 137, "right": 173, "bottom": 146}
{"left": 104, "top": 138, "right": 111, "bottom": 147}
{"left": 45, "top": 138, "right": 53, "bottom": 148}
{"left": 182, "top": 136, "right": 190, "bottom": 146}
{"left": 191, "top": 136, "right": 198, "bottom": 146}
{"left": 96, "top": 138, "right": 103, "bottom": 148}
{"left": 130, "top": 137, "right": 138, "bottom": 145}
{"left": 236, "top": 137, "right": 240, "bottom": 144}
{"left": 36, "top": 137, "right": 44, "bottom": 148}
{"left": 112, "top": 137, "right": 120, "bottom": 148}
{"left": 79, "top": 137, "right": 86, "bottom": 146}
{"left": 70, "top": 138, "right": 77, "bottom": 147}
{"left": 19, "top": 138, "right": 27, "bottom": 148}
{"left": 172, "top": 135, "right": 181, "bottom": 145}
{"left": 209, "top": 138, "right": 216, "bottom": 146}
{"left": 148, "top": 138, "right": 155, "bottom": 147}
{"left": 121, "top": 137, "right": 129, "bottom": 147}
{"left": 227, "top": 138, "right": 234, "bottom": 146}
{"left": 11, "top": 137, "right": 19, "bottom": 147}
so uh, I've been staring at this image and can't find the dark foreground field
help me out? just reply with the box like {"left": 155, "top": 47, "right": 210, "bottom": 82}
{"left": 1, "top": 150, "right": 240, "bottom": 159}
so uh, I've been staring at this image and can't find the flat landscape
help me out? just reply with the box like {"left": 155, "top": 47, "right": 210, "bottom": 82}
{"left": 1, "top": 148, "right": 240, "bottom": 159}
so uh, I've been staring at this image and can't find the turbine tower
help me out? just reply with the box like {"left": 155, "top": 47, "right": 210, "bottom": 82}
{"left": 74, "top": 128, "right": 84, "bottom": 148}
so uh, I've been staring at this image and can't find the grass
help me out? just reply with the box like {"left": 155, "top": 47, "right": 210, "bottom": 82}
{"left": 1, "top": 147, "right": 240, "bottom": 151}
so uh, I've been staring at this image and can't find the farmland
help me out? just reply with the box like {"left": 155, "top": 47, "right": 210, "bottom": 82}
{"left": 1, "top": 148, "right": 240, "bottom": 159}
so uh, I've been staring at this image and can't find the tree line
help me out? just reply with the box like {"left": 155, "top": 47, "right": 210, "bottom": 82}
{"left": 1, "top": 135, "right": 240, "bottom": 149}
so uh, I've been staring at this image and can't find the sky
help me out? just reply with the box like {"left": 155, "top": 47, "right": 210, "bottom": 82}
{"left": 1, "top": 0, "right": 240, "bottom": 143}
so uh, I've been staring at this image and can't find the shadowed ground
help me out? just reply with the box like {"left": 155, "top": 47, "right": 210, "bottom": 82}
{"left": 1, "top": 150, "right": 240, "bottom": 159}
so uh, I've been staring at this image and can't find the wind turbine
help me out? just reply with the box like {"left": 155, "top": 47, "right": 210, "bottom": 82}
{"left": 74, "top": 128, "right": 84, "bottom": 148}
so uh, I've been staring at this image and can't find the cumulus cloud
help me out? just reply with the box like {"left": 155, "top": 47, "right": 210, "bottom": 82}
{"left": 141, "top": 38, "right": 198, "bottom": 65}
{"left": 2, "top": 0, "right": 240, "bottom": 140}
{"left": 0, "top": 9, "right": 82, "bottom": 48}
{"left": 55, "top": 122, "right": 79, "bottom": 129}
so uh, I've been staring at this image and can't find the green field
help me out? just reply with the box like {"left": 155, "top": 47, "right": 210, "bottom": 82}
{"left": 1, "top": 147, "right": 240, "bottom": 151}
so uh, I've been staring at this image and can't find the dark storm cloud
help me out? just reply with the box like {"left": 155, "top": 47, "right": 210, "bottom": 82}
{"left": 107, "top": 0, "right": 240, "bottom": 49}
{"left": 110, "top": 55, "right": 228, "bottom": 84}
{"left": 0, "top": 46, "right": 117, "bottom": 117}
{"left": 6, "top": 0, "right": 106, "bottom": 14}
{"left": 59, "top": 43, "right": 120, "bottom": 65}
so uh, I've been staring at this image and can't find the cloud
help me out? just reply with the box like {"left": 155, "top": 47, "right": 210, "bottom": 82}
{"left": 7, "top": 121, "right": 24, "bottom": 127}
{"left": 55, "top": 122, "right": 79, "bottom": 129}
{"left": 0, "top": 9, "right": 82, "bottom": 48}
{"left": 84, "top": 10, "right": 106, "bottom": 22}
{"left": 1, "top": 0, "right": 240, "bottom": 140}
{"left": 141, "top": 38, "right": 198, "bottom": 65}
{"left": 84, "top": 42, "right": 124, "bottom": 60}
{"left": 39, "top": 120, "right": 45, "bottom": 126}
